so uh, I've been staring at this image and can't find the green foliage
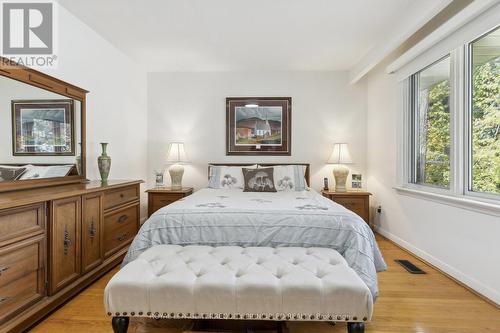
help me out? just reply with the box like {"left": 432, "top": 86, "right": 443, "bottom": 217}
{"left": 423, "top": 80, "right": 450, "bottom": 187}
{"left": 419, "top": 56, "right": 499, "bottom": 194}
{"left": 471, "top": 56, "right": 500, "bottom": 194}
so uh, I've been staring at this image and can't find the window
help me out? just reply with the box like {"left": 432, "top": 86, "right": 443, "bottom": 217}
{"left": 469, "top": 27, "right": 500, "bottom": 195}
{"left": 410, "top": 56, "right": 451, "bottom": 189}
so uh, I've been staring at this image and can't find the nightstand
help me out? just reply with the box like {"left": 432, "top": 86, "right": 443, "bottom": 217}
{"left": 322, "top": 190, "right": 371, "bottom": 223}
{"left": 146, "top": 187, "right": 193, "bottom": 217}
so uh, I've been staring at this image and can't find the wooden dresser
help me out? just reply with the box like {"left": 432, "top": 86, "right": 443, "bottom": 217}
{"left": 321, "top": 190, "right": 371, "bottom": 223}
{"left": 0, "top": 180, "right": 142, "bottom": 333}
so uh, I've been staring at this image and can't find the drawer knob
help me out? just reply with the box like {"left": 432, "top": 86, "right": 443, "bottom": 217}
{"left": 120, "top": 193, "right": 124, "bottom": 198}
{"left": 0, "top": 266, "right": 10, "bottom": 275}
{"left": 0, "top": 296, "right": 11, "bottom": 303}
{"left": 116, "top": 232, "right": 129, "bottom": 242}
{"left": 117, "top": 215, "right": 129, "bottom": 224}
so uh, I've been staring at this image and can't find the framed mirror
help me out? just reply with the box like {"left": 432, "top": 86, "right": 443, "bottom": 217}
{"left": 0, "top": 57, "right": 87, "bottom": 192}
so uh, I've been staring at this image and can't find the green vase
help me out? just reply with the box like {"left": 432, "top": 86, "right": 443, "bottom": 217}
{"left": 98, "top": 143, "right": 111, "bottom": 182}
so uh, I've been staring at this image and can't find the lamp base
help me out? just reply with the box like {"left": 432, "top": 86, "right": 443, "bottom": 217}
{"left": 168, "top": 164, "right": 184, "bottom": 189}
{"left": 332, "top": 165, "right": 349, "bottom": 192}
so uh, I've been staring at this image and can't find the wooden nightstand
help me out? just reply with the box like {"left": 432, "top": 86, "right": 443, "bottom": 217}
{"left": 322, "top": 190, "right": 371, "bottom": 223}
{"left": 146, "top": 187, "right": 193, "bottom": 217}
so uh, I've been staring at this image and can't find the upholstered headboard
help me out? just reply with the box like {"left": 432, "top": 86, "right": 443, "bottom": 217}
{"left": 208, "top": 163, "right": 310, "bottom": 187}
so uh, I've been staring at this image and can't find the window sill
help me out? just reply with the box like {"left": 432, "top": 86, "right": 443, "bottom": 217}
{"left": 394, "top": 186, "right": 500, "bottom": 217}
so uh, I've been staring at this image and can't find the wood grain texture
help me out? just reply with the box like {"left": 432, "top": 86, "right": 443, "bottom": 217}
{"left": 0, "top": 235, "right": 45, "bottom": 325}
{"left": 322, "top": 191, "right": 371, "bottom": 223}
{"left": 81, "top": 193, "right": 103, "bottom": 273}
{"left": 28, "top": 235, "right": 500, "bottom": 333}
{"left": 49, "top": 197, "right": 81, "bottom": 295}
{"left": 147, "top": 188, "right": 193, "bottom": 217}
{"left": 0, "top": 180, "right": 143, "bottom": 210}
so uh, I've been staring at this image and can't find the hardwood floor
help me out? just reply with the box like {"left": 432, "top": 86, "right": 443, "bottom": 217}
{"left": 29, "top": 235, "right": 500, "bottom": 333}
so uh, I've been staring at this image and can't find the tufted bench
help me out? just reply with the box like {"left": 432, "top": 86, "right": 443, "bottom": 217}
{"left": 105, "top": 245, "right": 372, "bottom": 333}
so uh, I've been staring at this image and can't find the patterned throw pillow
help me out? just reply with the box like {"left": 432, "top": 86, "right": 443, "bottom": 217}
{"left": 242, "top": 167, "right": 277, "bottom": 192}
{"left": 0, "top": 167, "right": 26, "bottom": 182}
{"left": 208, "top": 165, "right": 257, "bottom": 189}
{"left": 260, "top": 165, "right": 307, "bottom": 191}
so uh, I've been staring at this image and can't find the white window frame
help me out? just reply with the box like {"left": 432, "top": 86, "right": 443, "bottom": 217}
{"left": 395, "top": 10, "right": 500, "bottom": 217}
{"left": 464, "top": 25, "right": 500, "bottom": 202}
{"left": 406, "top": 54, "right": 454, "bottom": 194}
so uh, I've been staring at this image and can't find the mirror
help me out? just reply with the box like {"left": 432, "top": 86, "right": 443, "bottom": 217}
{"left": 0, "top": 67, "right": 86, "bottom": 191}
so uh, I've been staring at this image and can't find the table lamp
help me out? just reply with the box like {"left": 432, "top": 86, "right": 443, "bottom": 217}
{"left": 166, "top": 142, "right": 189, "bottom": 189}
{"left": 327, "top": 143, "right": 353, "bottom": 192}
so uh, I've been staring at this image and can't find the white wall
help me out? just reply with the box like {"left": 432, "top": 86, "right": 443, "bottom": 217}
{"left": 40, "top": 4, "right": 148, "bottom": 218}
{"left": 147, "top": 71, "right": 366, "bottom": 191}
{"left": 365, "top": 57, "right": 500, "bottom": 305}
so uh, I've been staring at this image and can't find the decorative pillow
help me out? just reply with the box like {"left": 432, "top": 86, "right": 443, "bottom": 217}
{"left": 259, "top": 165, "right": 307, "bottom": 191}
{"left": 242, "top": 167, "right": 277, "bottom": 192}
{"left": 0, "top": 166, "right": 27, "bottom": 182}
{"left": 18, "top": 165, "right": 73, "bottom": 180}
{"left": 208, "top": 165, "right": 257, "bottom": 189}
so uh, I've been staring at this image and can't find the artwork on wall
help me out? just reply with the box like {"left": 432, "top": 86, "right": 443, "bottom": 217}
{"left": 11, "top": 99, "right": 75, "bottom": 156}
{"left": 226, "top": 97, "right": 291, "bottom": 155}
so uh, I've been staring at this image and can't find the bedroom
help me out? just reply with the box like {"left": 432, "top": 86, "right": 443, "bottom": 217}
{"left": 0, "top": 0, "right": 499, "bottom": 332}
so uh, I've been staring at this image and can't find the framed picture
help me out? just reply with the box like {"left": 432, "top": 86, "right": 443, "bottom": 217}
{"left": 352, "top": 174, "right": 362, "bottom": 189}
{"left": 12, "top": 99, "right": 75, "bottom": 156}
{"left": 226, "top": 97, "right": 291, "bottom": 155}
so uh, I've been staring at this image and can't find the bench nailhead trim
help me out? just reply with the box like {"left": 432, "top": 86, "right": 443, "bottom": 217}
{"left": 106, "top": 311, "right": 367, "bottom": 322}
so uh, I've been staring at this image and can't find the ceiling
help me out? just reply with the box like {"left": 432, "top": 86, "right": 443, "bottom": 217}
{"left": 57, "top": 0, "right": 445, "bottom": 72}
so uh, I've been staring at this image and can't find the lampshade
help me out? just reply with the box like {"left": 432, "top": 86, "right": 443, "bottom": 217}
{"left": 327, "top": 143, "right": 353, "bottom": 164}
{"left": 166, "top": 142, "right": 189, "bottom": 164}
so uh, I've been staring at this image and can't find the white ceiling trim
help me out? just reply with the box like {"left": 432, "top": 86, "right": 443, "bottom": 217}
{"left": 386, "top": 0, "right": 498, "bottom": 75}
{"left": 348, "top": 0, "right": 452, "bottom": 84}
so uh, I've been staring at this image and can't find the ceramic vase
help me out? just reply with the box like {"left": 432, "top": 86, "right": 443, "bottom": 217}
{"left": 98, "top": 142, "right": 111, "bottom": 182}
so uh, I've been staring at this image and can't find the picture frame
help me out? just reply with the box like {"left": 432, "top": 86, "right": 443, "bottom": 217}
{"left": 12, "top": 99, "right": 75, "bottom": 156}
{"left": 352, "top": 174, "right": 362, "bottom": 189}
{"left": 226, "top": 97, "right": 291, "bottom": 155}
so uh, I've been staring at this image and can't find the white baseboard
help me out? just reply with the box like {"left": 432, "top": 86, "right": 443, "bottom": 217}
{"left": 375, "top": 226, "right": 500, "bottom": 306}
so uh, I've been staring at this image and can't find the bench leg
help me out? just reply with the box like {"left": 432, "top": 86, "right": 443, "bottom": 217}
{"left": 277, "top": 321, "right": 289, "bottom": 333}
{"left": 112, "top": 316, "right": 129, "bottom": 333}
{"left": 347, "top": 322, "right": 365, "bottom": 333}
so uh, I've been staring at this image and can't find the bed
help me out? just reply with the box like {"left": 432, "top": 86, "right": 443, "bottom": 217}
{"left": 123, "top": 163, "right": 386, "bottom": 299}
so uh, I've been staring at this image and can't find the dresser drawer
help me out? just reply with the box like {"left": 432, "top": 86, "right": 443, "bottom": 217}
{"left": 0, "top": 236, "right": 45, "bottom": 324}
{"left": 150, "top": 193, "right": 182, "bottom": 211}
{"left": 334, "top": 197, "right": 365, "bottom": 210}
{"left": 0, "top": 204, "right": 45, "bottom": 246}
{"left": 104, "top": 185, "right": 139, "bottom": 211}
{"left": 103, "top": 204, "right": 138, "bottom": 257}
{"left": 333, "top": 197, "right": 368, "bottom": 221}
{"left": 0, "top": 241, "right": 41, "bottom": 287}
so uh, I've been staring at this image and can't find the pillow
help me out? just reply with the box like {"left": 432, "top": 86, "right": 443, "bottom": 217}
{"left": 259, "top": 165, "right": 307, "bottom": 191}
{"left": 242, "top": 167, "right": 277, "bottom": 192}
{"left": 0, "top": 166, "right": 27, "bottom": 182}
{"left": 19, "top": 165, "right": 73, "bottom": 180}
{"left": 208, "top": 165, "right": 257, "bottom": 189}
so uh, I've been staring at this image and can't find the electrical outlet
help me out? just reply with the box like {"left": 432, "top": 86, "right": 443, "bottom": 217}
{"left": 377, "top": 206, "right": 382, "bottom": 214}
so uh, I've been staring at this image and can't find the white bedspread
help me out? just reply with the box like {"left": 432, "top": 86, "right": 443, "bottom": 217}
{"left": 123, "top": 188, "right": 386, "bottom": 299}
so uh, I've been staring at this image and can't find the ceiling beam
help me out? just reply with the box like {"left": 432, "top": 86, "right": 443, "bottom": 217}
{"left": 348, "top": 0, "right": 453, "bottom": 84}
